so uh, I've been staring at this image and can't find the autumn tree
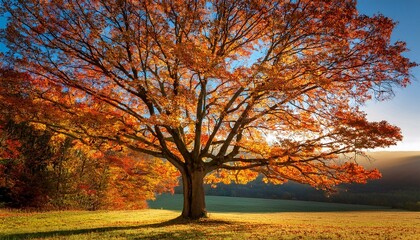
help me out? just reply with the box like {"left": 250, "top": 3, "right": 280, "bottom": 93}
{"left": 0, "top": 0, "right": 416, "bottom": 219}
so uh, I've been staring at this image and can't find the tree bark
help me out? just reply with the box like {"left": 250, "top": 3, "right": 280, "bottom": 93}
{"left": 181, "top": 168, "right": 207, "bottom": 219}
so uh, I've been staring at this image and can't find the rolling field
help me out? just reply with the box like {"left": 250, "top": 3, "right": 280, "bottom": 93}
{"left": 1, "top": 196, "right": 419, "bottom": 239}
{"left": 148, "top": 194, "right": 391, "bottom": 212}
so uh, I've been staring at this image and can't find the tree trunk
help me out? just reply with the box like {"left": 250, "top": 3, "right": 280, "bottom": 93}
{"left": 181, "top": 169, "right": 207, "bottom": 219}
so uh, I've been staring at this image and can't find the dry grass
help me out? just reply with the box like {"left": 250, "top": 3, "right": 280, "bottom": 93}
{"left": 0, "top": 209, "right": 419, "bottom": 239}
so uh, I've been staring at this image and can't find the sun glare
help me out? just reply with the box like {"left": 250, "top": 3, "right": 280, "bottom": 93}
{"left": 265, "top": 133, "right": 277, "bottom": 145}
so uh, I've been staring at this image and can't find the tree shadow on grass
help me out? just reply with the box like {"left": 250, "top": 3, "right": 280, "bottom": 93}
{"left": 0, "top": 217, "right": 234, "bottom": 239}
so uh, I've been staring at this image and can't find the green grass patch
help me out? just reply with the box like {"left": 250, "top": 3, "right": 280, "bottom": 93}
{"left": 148, "top": 194, "right": 390, "bottom": 212}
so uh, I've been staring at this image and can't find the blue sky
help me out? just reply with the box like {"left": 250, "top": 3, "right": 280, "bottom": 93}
{"left": 0, "top": 1, "right": 419, "bottom": 151}
{"left": 358, "top": 0, "right": 420, "bottom": 151}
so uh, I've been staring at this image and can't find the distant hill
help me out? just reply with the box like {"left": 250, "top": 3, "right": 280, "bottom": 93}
{"left": 329, "top": 151, "right": 420, "bottom": 210}
{"left": 337, "top": 151, "right": 419, "bottom": 195}
{"left": 174, "top": 151, "right": 420, "bottom": 210}
{"left": 360, "top": 151, "right": 420, "bottom": 191}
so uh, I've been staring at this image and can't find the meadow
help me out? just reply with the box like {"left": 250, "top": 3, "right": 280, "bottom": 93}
{"left": 148, "top": 194, "right": 391, "bottom": 212}
{"left": 1, "top": 196, "right": 419, "bottom": 239}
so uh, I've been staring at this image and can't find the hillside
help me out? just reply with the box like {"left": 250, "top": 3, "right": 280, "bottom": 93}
{"left": 176, "top": 151, "right": 420, "bottom": 210}
{"left": 361, "top": 151, "right": 420, "bottom": 190}
{"left": 148, "top": 194, "right": 389, "bottom": 212}
{"left": 331, "top": 151, "right": 420, "bottom": 209}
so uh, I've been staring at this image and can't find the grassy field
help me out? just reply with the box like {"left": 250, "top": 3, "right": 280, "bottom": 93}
{"left": 1, "top": 196, "right": 419, "bottom": 239}
{"left": 148, "top": 194, "right": 391, "bottom": 212}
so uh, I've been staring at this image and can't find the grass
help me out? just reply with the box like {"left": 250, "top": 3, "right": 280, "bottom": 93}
{"left": 0, "top": 196, "right": 419, "bottom": 239}
{"left": 148, "top": 194, "right": 391, "bottom": 212}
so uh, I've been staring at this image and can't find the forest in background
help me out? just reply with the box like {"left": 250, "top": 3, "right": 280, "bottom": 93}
{"left": 0, "top": 119, "right": 179, "bottom": 210}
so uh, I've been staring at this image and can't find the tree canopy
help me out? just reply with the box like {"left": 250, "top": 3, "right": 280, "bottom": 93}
{"left": 0, "top": 0, "right": 416, "bottom": 219}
